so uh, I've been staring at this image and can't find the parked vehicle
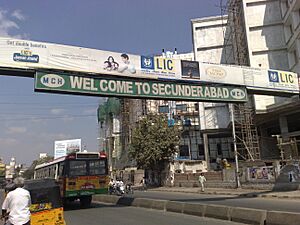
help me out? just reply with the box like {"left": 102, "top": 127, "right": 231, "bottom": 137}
{"left": 25, "top": 179, "right": 66, "bottom": 225}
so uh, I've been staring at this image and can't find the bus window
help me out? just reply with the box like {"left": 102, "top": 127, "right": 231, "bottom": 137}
{"left": 89, "top": 160, "right": 106, "bottom": 175}
{"left": 69, "top": 161, "right": 87, "bottom": 176}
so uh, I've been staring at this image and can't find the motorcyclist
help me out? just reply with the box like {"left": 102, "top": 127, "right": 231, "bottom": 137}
{"left": 115, "top": 179, "right": 125, "bottom": 195}
{"left": 125, "top": 179, "right": 133, "bottom": 194}
{"left": 108, "top": 179, "right": 115, "bottom": 194}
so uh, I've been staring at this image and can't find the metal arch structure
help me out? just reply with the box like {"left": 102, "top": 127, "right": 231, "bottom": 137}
{"left": 0, "top": 36, "right": 297, "bottom": 101}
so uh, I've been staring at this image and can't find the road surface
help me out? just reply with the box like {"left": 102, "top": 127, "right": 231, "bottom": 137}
{"left": 64, "top": 202, "right": 245, "bottom": 225}
{"left": 131, "top": 190, "right": 300, "bottom": 213}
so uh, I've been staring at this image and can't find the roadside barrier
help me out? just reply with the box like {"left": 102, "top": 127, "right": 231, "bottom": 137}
{"left": 93, "top": 195, "right": 300, "bottom": 225}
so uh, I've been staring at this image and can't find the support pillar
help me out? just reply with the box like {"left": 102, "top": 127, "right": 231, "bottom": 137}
{"left": 203, "top": 133, "right": 210, "bottom": 170}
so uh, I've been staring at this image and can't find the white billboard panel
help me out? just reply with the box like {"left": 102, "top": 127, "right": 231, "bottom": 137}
{"left": 244, "top": 68, "right": 299, "bottom": 93}
{"left": 0, "top": 37, "right": 299, "bottom": 94}
{"left": 54, "top": 139, "right": 81, "bottom": 159}
{"left": 199, "top": 62, "right": 245, "bottom": 86}
{"left": 0, "top": 37, "right": 179, "bottom": 80}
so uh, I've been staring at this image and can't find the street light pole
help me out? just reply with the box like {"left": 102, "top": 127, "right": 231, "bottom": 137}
{"left": 230, "top": 103, "right": 241, "bottom": 188}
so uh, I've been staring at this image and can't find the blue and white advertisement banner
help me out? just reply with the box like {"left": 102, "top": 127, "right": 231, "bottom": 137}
{"left": 0, "top": 37, "right": 179, "bottom": 80}
{"left": 0, "top": 37, "right": 299, "bottom": 94}
{"left": 244, "top": 68, "right": 299, "bottom": 93}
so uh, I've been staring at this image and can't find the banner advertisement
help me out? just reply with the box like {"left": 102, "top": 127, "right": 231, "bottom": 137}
{"left": 181, "top": 60, "right": 200, "bottom": 79}
{"left": 54, "top": 139, "right": 82, "bottom": 159}
{"left": 199, "top": 63, "right": 245, "bottom": 86}
{"left": 244, "top": 68, "right": 299, "bottom": 93}
{"left": 35, "top": 72, "right": 248, "bottom": 102}
{"left": 248, "top": 166, "right": 275, "bottom": 181}
{"left": 140, "top": 55, "right": 181, "bottom": 79}
{"left": 0, "top": 37, "right": 180, "bottom": 80}
{"left": 1, "top": 37, "right": 299, "bottom": 95}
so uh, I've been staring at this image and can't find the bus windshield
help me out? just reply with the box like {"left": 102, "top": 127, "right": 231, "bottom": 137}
{"left": 68, "top": 159, "right": 106, "bottom": 177}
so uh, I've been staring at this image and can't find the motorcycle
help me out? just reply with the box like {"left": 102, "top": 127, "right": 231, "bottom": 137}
{"left": 109, "top": 182, "right": 125, "bottom": 196}
{"left": 115, "top": 182, "right": 125, "bottom": 195}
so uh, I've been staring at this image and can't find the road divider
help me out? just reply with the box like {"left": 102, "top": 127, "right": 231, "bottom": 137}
{"left": 266, "top": 211, "right": 300, "bottom": 225}
{"left": 230, "top": 207, "right": 266, "bottom": 225}
{"left": 205, "top": 204, "right": 230, "bottom": 220}
{"left": 92, "top": 195, "right": 300, "bottom": 225}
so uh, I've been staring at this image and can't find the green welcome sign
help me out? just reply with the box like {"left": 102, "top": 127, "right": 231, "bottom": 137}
{"left": 34, "top": 72, "right": 248, "bottom": 102}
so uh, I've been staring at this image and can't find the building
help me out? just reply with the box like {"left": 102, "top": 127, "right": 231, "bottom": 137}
{"left": 191, "top": 16, "right": 237, "bottom": 168}
{"left": 5, "top": 157, "right": 16, "bottom": 182}
{"left": 225, "top": 0, "right": 300, "bottom": 160}
{"left": 100, "top": 0, "right": 300, "bottom": 177}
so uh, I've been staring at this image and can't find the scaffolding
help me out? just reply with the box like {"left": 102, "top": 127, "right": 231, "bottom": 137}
{"left": 233, "top": 104, "right": 260, "bottom": 160}
{"left": 221, "top": 0, "right": 261, "bottom": 160}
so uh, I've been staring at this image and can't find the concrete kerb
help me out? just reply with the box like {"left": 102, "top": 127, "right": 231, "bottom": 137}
{"left": 92, "top": 194, "right": 121, "bottom": 204}
{"left": 151, "top": 188, "right": 300, "bottom": 200}
{"left": 204, "top": 204, "right": 231, "bottom": 221}
{"left": 132, "top": 198, "right": 154, "bottom": 208}
{"left": 266, "top": 211, "right": 300, "bottom": 225}
{"left": 230, "top": 207, "right": 266, "bottom": 225}
{"left": 183, "top": 203, "right": 206, "bottom": 217}
{"left": 92, "top": 195, "right": 300, "bottom": 225}
{"left": 151, "top": 199, "right": 167, "bottom": 210}
{"left": 165, "top": 201, "right": 185, "bottom": 213}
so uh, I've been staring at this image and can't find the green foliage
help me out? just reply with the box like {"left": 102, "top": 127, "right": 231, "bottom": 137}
{"left": 129, "top": 114, "right": 180, "bottom": 170}
{"left": 23, "top": 156, "right": 54, "bottom": 179}
{"left": 97, "top": 98, "right": 121, "bottom": 124}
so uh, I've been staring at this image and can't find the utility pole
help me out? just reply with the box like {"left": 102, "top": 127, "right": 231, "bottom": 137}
{"left": 230, "top": 103, "right": 241, "bottom": 188}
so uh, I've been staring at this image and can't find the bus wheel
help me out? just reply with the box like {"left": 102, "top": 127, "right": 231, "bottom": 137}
{"left": 80, "top": 196, "right": 92, "bottom": 208}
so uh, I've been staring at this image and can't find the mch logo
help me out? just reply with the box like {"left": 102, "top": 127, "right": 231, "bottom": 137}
{"left": 13, "top": 49, "right": 39, "bottom": 63}
{"left": 230, "top": 89, "right": 246, "bottom": 100}
{"left": 141, "top": 56, "right": 154, "bottom": 70}
{"left": 40, "top": 74, "right": 65, "bottom": 88}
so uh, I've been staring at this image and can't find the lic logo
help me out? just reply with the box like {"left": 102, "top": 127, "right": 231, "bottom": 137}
{"left": 268, "top": 70, "right": 279, "bottom": 82}
{"left": 141, "top": 56, "right": 154, "bottom": 70}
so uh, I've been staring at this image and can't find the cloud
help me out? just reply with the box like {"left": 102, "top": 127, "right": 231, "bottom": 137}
{"left": 0, "top": 138, "right": 18, "bottom": 145}
{"left": 0, "top": 9, "right": 18, "bottom": 36}
{"left": 62, "top": 117, "right": 74, "bottom": 122}
{"left": 0, "top": 8, "right": 26, "bottom": 37}
{"left": 12, "top": 10, "right": 25, "bottom": 21}
{"left": 38, "top": 132, "right": 72, "bottom": 141}
{"left": 50, "top": 108, "right": 65, "bottom": 115}
{"left": 6, "top": 126, "right": 27, "bottom": 134}
{"left": 82, "top": 108, "right": 96, "bottom": 115}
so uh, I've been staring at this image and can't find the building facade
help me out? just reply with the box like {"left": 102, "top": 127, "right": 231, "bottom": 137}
{"left": 227, "top": 0, "right": 300, "bottom": 160}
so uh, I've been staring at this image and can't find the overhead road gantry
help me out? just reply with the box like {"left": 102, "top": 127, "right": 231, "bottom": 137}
{"left": 0, "top": 36, "right": 298, "bottom": 101}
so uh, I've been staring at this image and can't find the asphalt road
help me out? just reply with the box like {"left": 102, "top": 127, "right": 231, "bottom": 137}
{"left": 131, "top": 190, "right": 300, "bottom": 213}
{"left": 0, "top": 190, "right": 243, "bottom": 225}
{"left": 64, "top": 202, "right": 245, "bottom": 225}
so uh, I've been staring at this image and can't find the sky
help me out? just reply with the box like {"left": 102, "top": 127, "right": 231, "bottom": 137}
{"left": 0, "top": 0, "right": 222, "bottom": 165}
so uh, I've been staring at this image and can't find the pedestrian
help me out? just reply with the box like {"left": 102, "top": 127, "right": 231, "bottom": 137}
{"left": 1, "top": 177, "right": 31, "bottom": 225}
{"left": 198, "top": 173, "right": 206, "bottom": 192}
{"left": 140, "top": 177, "right": 147, "bottom": 191}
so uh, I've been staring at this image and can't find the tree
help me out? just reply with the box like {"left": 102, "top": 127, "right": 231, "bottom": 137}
{"left": 97, "top": 98, "right": 120, "bottom": 128}
{"left": 23, "top": 156, "right": 54, "bottom": 179}
{"left": 129, "top": 114, "right": 180, "bottom": 171}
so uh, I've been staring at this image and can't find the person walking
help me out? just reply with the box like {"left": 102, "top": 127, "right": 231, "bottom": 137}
{"left": 140, "top": 177, "right": 147, "bottom": 191}
{"left": 198, "top": 173, "right": 207, "bottom": 192}
{"left": 2, "top": 177, "right": 31, "bottom": 225}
